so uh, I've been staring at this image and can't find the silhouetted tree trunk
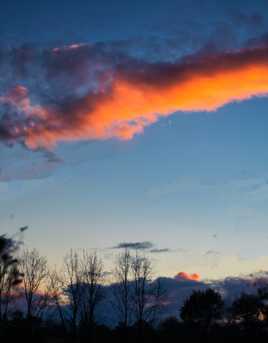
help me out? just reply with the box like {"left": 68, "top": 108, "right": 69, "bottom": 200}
{"left": 131, "top": 252, "right": 152, "bottom": 340}
{"left": 20, "top": 249, "right": 48, "bottom": 320}
{"left": 112, "top": 249, "right": 132, "bottom": 329}
{"left": 47, "top": 269, "right": 67, "bottom": 333}
{"left": 80, "top": 251, "right": 104, "bottom": 341}
{"left": 62, "top": 250, "right": 82, "bottom": 338}
{"left": 148, "top": 278, "right": 166, "bottom": 326}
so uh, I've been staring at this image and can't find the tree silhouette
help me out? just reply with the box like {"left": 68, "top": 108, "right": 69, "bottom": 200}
{"left": 20, "top": 249, "right": 48, "bottom": 320}
{"left": 79, "top": 251, "right": 104, "bottom": 336}
{"left": 131, "top": 252, "right": 153, "bottom": 329}
{"left": 47, "top": 269, "right": 67, "bottom": 332}
{"left": 62, "top": 250, "right": 83, "bottom": 337}
{"left": 230, "top": 293, "right": 261, "bottom": 322}
{"left": 62, "top": 249, "right": 104, "bottom": 338}
{"left": 257, "top": 287, "right": 268, "bottom": 322}
{"left": 112, "top": 249, "right": 132, "bottom": 329}
{"left": 0, "top": 235, "right": 23, "bottom": 320}
{"left": 180, "top": 289, "right": 224, "bottom": 326}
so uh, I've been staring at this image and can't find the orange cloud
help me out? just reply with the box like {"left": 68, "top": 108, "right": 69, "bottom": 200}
{"left": 1, "top": 43, "right": 268, "bottom": 149}
{"left": 175, "top": 272, "right": 201, "bottom": 281}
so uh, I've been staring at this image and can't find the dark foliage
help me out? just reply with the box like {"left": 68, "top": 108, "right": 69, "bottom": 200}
{"left": 230, "top": 293, "right": 261, "bottom": 322}
{"left": 180, "top": 288, "right": 224, "bottom": 325}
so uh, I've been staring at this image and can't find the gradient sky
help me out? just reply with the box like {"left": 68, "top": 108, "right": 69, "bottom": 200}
{"left": 1, "top": 0, "right": 268, "bottom": 280}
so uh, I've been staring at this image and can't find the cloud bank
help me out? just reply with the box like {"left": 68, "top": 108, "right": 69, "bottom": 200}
{"left": 0, "top": 38, "right": 268, "bottom": 150}
{"left": 94, "top": 271, "right": 268, "bottom": 326}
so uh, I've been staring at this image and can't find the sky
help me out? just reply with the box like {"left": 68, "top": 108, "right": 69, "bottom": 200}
{"left": 1, "top": 0, "right": 268, "bottom": 280}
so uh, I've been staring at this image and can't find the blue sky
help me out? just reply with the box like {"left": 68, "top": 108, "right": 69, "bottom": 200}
{"left": 1, "top": 0, "right": 268, "bottom": 279}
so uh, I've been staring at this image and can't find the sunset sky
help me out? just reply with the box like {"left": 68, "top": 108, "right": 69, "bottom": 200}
{"left": 1, "top": 0, "right": 268, "bottom": 280}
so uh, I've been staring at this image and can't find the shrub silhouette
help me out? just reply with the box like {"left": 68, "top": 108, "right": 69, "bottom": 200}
{"left": 230, "top": 293, "right": 261, "bottom": 322}
{"left": 180, "top": 288, "right": 224, "bottom": 326}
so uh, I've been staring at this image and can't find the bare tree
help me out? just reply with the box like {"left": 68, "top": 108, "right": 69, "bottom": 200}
{"left": 62, "top": 250, "right": 82, "bottom": 336}
{"left": 146, "top": 277, "right": 166, "bottom": 326}
{"left": 47, "top": 269, "right": 67, "bottom": 331}
{"left": 80, "top": 251, "right": 104, "bottom": 330}
{"left": 131, "top": 252, "right": 152, "bottom": 329}
{"left": 112, "top": 249, "right": 132, "bottom": 328}
{"left": 20, "top": 249, "right": 48, "bottom": 319}
{"left": 62, "top": 250, "right": 104, "bottom": 336}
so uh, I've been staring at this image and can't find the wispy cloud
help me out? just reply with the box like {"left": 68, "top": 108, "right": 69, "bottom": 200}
{"left": 112, "top": 241, "right": 154, "bottom": 250}
{"left": 150, "top": 248, "right": 171, "bottom": 254}
{"left": 0, "top": 146, "right": 62, "bottom": 182}
{"left": 204, "top": 250, "right": 221, "bottom": 256}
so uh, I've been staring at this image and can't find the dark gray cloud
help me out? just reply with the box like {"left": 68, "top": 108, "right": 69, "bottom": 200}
{"left": 150, "top": 248, "right": 171, "bottom": 253}
{"left": 113, "top": 241, "right": 154, "bottom": 250}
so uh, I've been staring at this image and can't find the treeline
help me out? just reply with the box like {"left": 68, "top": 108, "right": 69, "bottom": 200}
{"left": 1, "top": 233, "right": 268, "bottom": 342}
